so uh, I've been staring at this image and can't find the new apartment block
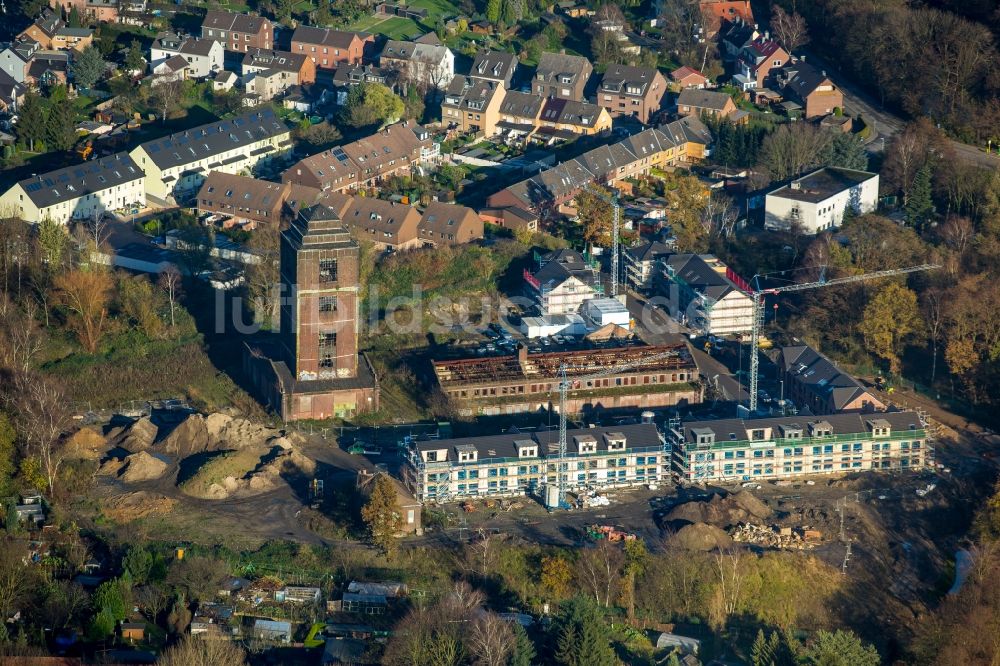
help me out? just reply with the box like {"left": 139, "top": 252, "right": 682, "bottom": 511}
{"left": 669, "top": 411, "right": 929, "bottom": 483}
{"left": 656, "top": 253, "right": 754, "bottom": 336}
{"left": 402, "top": 423, "right": 669, "bottom": 502}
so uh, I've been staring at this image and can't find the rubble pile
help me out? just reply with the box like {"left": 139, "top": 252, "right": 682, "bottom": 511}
{"left": 730, "top": 523, "right": 819, "bottom": 550}
{"left": 666, "top": 491, "right": 773, "bottom": 528}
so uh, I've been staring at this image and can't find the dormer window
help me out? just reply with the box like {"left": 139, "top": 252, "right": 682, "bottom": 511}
{"left": 605, "top": 432, "right": 626, "bottom": 451}
{"left": 455, "top": 444, "right": 477, "bottom": 463}
{"left": 749, "top": 429, "right": 767, "bottom": 441}
{"left": 574, "top": 435, "right": 597, "bottom": 454}
{"left": 515, "top": 440, "right": 537, "bottom": 458}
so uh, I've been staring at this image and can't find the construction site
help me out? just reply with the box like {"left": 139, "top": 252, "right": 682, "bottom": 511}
{"left": 432, "top": 342, "right": 702, "bottom": 416}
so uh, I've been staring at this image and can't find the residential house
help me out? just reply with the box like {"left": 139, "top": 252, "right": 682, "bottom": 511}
{"left": 50, "top": 27, "right": 94, "bottom": 51}
{"left": 201, "top": 10, "right": 272, "bottom": 52}
{"left": 779, "top": 343, "right": 887, "bottom": 415}
{"left": 469, "top": 49, "right": 518, "bottom": 88}
{"left": 213, "top": 70, "right": 237, "bottom": 91}
{"left": 242, "top": 48, "right": 316, "bottom": 86}
{"left": 734, "top": 34, "right": 789, "bottom": 90}
{"left": 478, "top": 205, "right": 538, "bottom": 234}
{"left": 340, "top": 581, "right": 407, "bottom": 614}
{"left": 150, "top": 33, "right": 224, "bottom": 80}
{"left": 764, "top": 167, "right": 878, "bottom": 233}
{"left": 533, "top": 51, "right": 592, "bottom": 101}
{"left": 676, "top": 88, "right": 738, "bottom": 119}
{"left": 196, "top": 171, "right": 289, "bottom": 229}
{"left": 17, "top": 10, "right": 63, "bottom": 49}
{"left": 0, "top": 151, "right": 144, "bottom": 224}
{"left": 379, "top": 39, "right": 454, "bottom": 90}
{"left": 417, "top": 200, "right": 483, "bottom": 246}
{"left": 244, "top": 68, "right": 288, "bottom": 102}
{"left": 486, "top": 116, "right": 711, "bottom": 215}
{"left": 402, "top": 422, "right": 676, "bottom": 500}
{"left": 535, "top": 97, "right": 612, "bottom": 138}
{"left": 152, "top": 55, "right": 188, "bottom": 83}
{"left": 495, "top": 90, "right": 545, "bottom": 137}
{"left": 331, "top": 63, "right": 393, "bottom": 100}
{"left": 775, "top": 60, "right": 843, "bottom": 119}
{"left": 0, "top": 39, "right": 39, "bottom": 83}
{"left": 670, "top": 65, "right": 708, "bottom": 89}
{"left": 441, "top": 76, "right": 507, "bottom": 135}
{"left": 0, "top": 70, "right": 25, "bottom": 112}
{"left": 120, "top": 623, "right": 145, "bottom": 642}
{"left": 356, "top": 470, "right": 422, "bottom": 535}
{"left": 284, "top": 121, "right": 434, "bottom": 193}
{"left": 291, "top": 26, "right": 372, "bottom": 69}
{"left": 698, "top": 0, "right": 754, "bottom": 35}
{"left": 656, "top": 253, "right": 754, "bottom": 335}
{"left": 524, "top": 248, "right": 602, "bottom": 315}
{"left": 26, "top": 51, "right": 68, "bottom": 86}
{"left": 668, "top": 411, "right": 928, "bottom": 484}
{"left": 190, "top": 603, "right": 235, "bottom": 637}
{"left": 624, "top": 240, "right": 673, "bottom": 292}
{"left": 130, "top": 107, "right": 291, "bottom": 201}
{"left": 718, "top": 18, "right": 757, "bottom": 60}
{"left": 341, "top": 195, "right": 422, "bottom": 251}
{"left": 50, "top": 0, "right": 119, "bottom": 23}
{"left": 597, "top": 63, "right": 667, "bottom": 123}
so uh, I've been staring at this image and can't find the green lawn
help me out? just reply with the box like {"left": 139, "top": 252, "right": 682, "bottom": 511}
{"left": 346, "top": 14, "right": 424, "bottom": 39}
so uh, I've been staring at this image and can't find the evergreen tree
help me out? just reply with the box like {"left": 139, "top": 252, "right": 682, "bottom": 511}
{"left": 125, "top": 40, "right": 145, "bottom": 74}
{"left": 486, "top": 0, "right": 501, "bottom": 24}
{"left": 68, "top": 5, "right": 81, "bottom": 27}
{"left": 16, "top": 91, "right": 46, "bottom": 152}
{"left": 551, "top": 597, "right": 616, "bottom": 666}
{"left": 823, "top": 131, "right": 869, "bottom": 171}
{"left": 509, "top": 623, "right": 536, "bottom": 666}
{"left": 905, "top": 164, "right": 934, "bottom": 229}
{"left": 751, "top": 629, "right": 784, "bottom": 666}
{"left": 46, "top": 91, "right": 76, "bottom": 152}
{"left": 72, "top": 45, "right": 106, "bottom": 89}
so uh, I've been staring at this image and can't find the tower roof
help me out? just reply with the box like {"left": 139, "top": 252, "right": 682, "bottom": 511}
{"left": 284, "top": 204, "right": 356, "bottom": 250}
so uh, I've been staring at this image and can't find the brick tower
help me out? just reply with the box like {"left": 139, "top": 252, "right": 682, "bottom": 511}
{"left": 245, "top": 204, "right": 378, "bottom": 421}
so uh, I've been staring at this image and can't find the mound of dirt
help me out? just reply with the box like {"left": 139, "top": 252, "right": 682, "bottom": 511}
{"left": 157, "top": 414, "right": 211, "bottom": 457}
{"left": 215, "top": 416, "right": 280, "bottom": 449}
{"left": 97, "top": 457, "right": 126, "bottom": 476}
{"left": 120, "top": 451, "right": 172, "bottom": 482}
{"left": 666, "top": 491, "right": 772, "bottom": 528}
{"left": 117, "top": 416, "right": 158, "bottom": 452}
{"left": 670, "top": 522, "right": 733, "bottom": 551}
{"left": 180, "top": 444, "right": 315, "bottom": 500}
{"left": 104, "top": 491, "right": 177, "bottom": 522}
{"left": 64, "top": 427, "right": 106, "bottom": 460}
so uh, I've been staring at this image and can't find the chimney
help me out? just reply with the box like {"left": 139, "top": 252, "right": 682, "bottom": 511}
{"left": 517, "top": 342, "right": 528, "bottom": 367}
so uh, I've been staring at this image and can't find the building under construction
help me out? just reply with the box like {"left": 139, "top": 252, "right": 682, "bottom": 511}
{"left": 433, "top": 343, "right": 702, "bottom": 416}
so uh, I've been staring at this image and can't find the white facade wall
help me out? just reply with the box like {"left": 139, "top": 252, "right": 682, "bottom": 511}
{"left": 0, "top": 178, "right": 145, "bottom": 224}
{"left": 150, "top": 41, "right": 223, "bottom": 79}
{"left": 765, "top": 173, "right": 879, "bottom": 234}
{"left": 538, "top": 276, "right": 597, "bottom": 316}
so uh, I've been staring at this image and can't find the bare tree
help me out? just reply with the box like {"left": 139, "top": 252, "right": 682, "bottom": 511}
{"left": 0, "top": 540, "right": 33, "bottom": 621}
{"left": 246, "top": 224, "right": 280, "bottom": 328}
{"left": 8, "top": 372, "right": 72, "bottom": 494}
{"left": 470, "top": 611, "right": 514, "bottom": 666}
{"left": 54, "top": 268, "right": 113, "bottom": 353}
{"left": 701, "top": 192, "right": 740, "bottom": 238}
{"left": 158, "top": 268, "right": 183, "bottom": 329}
{"left": 576, "top": 540, "right": 624, "bottom": 607}
{"left": 770, "top": 6, "right": 809, "bottom": 53}
{"left": 157, "top": 635, "right": 247, "bottom": 666}
{"left": 921, "top": 287, "right": 945, "bottom": 384}
{"left": 710, "top": 548, "right": 747, "bottom": 629}
{"left": 0, "top": 303, "right": 43, "bottom": 374}
{"left": 150, "top": 75, "right": 185, "bottom": 123}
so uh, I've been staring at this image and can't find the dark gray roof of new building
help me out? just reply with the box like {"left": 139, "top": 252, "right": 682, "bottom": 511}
{"left": 137, "top": 108, "right": 288, "bottom": 170}
{"left": 674, "top": 411, "right": 922, "bottom": 445}
{"left": 662, "top": 253, "right": 743, "bottom": 302}
{"left": 767, "top": 167, "right": 877, "bottom": 204}
{"left": 779, "top": 343, "right": 882, "bottom": 412}
{"left": 17, "top": 151, "right": 142, "bottom": 208}
{"left": 532, "top": 248, "right": 599, "bottom": 287}
{"left": 415, "top": 423, "right": 661, "bottom": 460}
{"left": 626, "top": 240, "right": 673, "bottom": 262}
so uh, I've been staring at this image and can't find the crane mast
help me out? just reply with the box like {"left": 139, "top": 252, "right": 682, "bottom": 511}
{"left": 581, "top": 184, "right": 621, "bottom": 297}
{"left": 746, "top": 263, "right": 939, "bottom": 413}
{"left": 554, "top": 347, "right": 683, "bottom": 507}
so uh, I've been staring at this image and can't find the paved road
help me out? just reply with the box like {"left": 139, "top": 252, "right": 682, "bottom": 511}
{"left": 803, "top": 51, "right": 999, "bottom": 169}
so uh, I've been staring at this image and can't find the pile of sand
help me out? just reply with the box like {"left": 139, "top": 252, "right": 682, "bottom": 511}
{"left": 103, "top": 491, "right": 177, "bottom": 522}
{"left": 119, "top": 451, "right": 171, "bottom": 482}
{"left": 180, "top": 444, "right": 315, "bottom": 500}
{"left": 669, "top": 523, "right": 734, "bottom": 551}
{"left": 64, "top": 427, "right": 106, "bottom": 460}
{"left": 666, "top": 491, "right": 772, "bottom": 528}
{"left": 117, "top": 416, "right": 158, "bottom": 452}
{"left": 113, "top": 412, "right": 284, "bottom": 459}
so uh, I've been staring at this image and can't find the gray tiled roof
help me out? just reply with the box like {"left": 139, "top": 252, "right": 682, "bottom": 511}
{"left": 535, "top": 51, "right": 591, "bottom": 83}
{"left": 16, "top": 151, "right": 142, "bottom": 208}
{"left": 599, "top": 63, "right": 660, "bottom": 96}
{"left": 202, "top": 9, "right": 269, "bottom": 35}
{"left": 415, "top": 423, "right": 661, "bottom": 459}
{"left": 291, "top": 26, "right": 366, "bottom": 49}
{"left": 136, "top": 108, "right": 288, "bottom": 170}
{"left": 676, "top": 411, "right": 922, "bottom": 444}
{"left": 677, "top": 88, "right": 732, "bottom": 111}
{"left": 779, "top": 344, "right": 878, "bottom": 412}
{"left": 242, "top": 49, "right": 308, "bottom": 74}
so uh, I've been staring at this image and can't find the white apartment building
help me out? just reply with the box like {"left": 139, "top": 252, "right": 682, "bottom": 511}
{"left": 524, "top": 248, "right": 603, "bottom": 316}
{"left": 669, "top": 411, "right": 929, "bottom": 483}
{"left": 150, "top": 33, "right": 224, "bottom": 80}
{"left": 380, "top": 39, "right": 455, "bottom": 89}
{"left": 765, "top": 167, "right": 879, "bottom": 233}
{"left": 0, "top": 152, "right": 145, "bottom": 224}
{"left": 403, "top": 423, "right": 668, "bottom": 502}
{"left": 657, "top": 253, "right": 753, "bottom": 336}
{"left": 129, "top": 108, "right": 291, "bottom": 201}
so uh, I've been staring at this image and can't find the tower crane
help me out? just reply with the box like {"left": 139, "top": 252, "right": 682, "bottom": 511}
{"left": 581, "top": 184, "right": 621, "bottom": 298}
{"left": 743, "top": 263, "right": 939, "bottom": 413}
{"left": 551, "top": 347, "right": 683, "bottom": 508}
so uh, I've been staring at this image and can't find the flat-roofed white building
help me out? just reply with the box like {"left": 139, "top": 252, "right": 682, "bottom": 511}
{"left": 765, "top": 167, "right": 878, "bottom": 233}
{"left": 0, "top": 151, "right": 144, "bottom": 224}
